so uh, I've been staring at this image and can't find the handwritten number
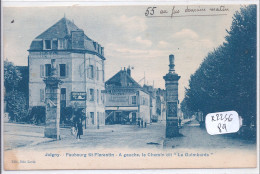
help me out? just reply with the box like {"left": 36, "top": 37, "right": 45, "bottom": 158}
{"left": 217, "top": 123, "right": 222, "bottom": 133}
{"left": 145, "top": 7, "right": 151, "bottom": 16}
{"left": 150, "top": 7, "right": 156, "bottom": 15}
{"left": 145, "top": 7, "right": 157, "bottom": 16}
{"left": 217, "top": 123, "right": 227, "bottom": 133}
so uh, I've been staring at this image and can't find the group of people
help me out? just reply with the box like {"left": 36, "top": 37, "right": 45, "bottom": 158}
{"left": 137, "top": 119, "right": 147, "bottom": 128}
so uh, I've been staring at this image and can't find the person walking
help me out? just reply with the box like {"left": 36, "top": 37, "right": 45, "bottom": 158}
{"left": 178, "top": 118, "right": 182, "bottom": 127}
{"left": 76, "top": 118, "right": 83, "bottom": 139}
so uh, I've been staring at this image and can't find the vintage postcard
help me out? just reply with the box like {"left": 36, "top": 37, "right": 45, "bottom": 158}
{"left": 1, "top": 1, "right": 259, "bottom": 172}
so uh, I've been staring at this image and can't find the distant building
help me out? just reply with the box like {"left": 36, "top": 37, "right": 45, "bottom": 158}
{"left": 143, "top": 85, "right": 157, "bottom": 122}
{"left": 156, "top": 88, "right": 166, "bottom": 121}
{"left": 28, "top": 17, "right": 106, "bottom": 127}
{"left": 104, "top": 67, "right": 150, "bottom": 125}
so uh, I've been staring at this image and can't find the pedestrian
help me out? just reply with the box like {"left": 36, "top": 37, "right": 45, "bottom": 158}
{"left": 76, "top": 118, "right": 83, "bottom": 139}
{"left": 179, "top": 118, "right": 182, "bottom": 127}
{"left": 71, "top": 106, "right": 78, "bottom": 136}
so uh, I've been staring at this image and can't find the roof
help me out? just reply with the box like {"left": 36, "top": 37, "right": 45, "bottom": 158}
{"left": 29, "top": 17, "right": 105, "bottom": 59}
{"left": 36, "top": 17, "right": 81, "bottom": 39}
{"left": 105, "top": 70, "right": 142, "bottom": 88}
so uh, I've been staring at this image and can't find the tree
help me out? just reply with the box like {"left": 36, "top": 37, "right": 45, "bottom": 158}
{"left": 4, "top": 60, "right": 22, "bottom": 92}
{"left": 184, "top": 5, "right": 256, "bottom": 137}
{"left": 4, "top": 60, "right": 28, "bottom": 122}
{"left": 180, "top": 97, "right": 193, "bottom": 119}
{"left": 5, "top": 90, "right": 28, "bottom": 122}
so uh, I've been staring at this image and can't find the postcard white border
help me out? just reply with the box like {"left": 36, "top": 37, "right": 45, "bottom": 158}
{"left": 1, "top": 0, "right": 259, "bottom": 174}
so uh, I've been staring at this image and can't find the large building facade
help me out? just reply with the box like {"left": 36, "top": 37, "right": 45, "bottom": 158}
{"left": 28, "top": 17, "right": 106, "bottom": 126}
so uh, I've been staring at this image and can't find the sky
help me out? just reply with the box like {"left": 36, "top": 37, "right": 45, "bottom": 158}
{"left": 3, "top": 5, "right": 242, "bottom": 102}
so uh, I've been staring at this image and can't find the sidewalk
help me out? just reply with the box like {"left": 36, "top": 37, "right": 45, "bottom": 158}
{"left": 4, "top": 121, "right": 166, "bottom": 150}
{"left": 4, "top": 123, "right": 54, "bottom": 151}
{"left": 181, "top": 117, "right": 195, "bottom": 126}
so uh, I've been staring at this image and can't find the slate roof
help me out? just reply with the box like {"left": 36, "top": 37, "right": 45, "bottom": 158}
{"left": 29, "top": 17, "right": 105, "bottom": 59}
{"left": 36, "top": 17, "right": 81, "bottom": 39}
{"left": 105, "top": 70, "right": 142, "bottom": 88}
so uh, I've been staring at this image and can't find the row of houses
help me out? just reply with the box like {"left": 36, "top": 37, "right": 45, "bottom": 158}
{"left": 26, "top": 17, "right": 166, "bottom": 127}
{"left": 104, "top": 67, "right": 166, "bottom": 125}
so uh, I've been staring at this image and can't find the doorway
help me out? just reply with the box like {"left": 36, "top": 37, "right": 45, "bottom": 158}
{"left": 115, "top": 112, "right": 121, "bottom": 124}
{"left": 132, "top": 112, "right": 136, "bottom": 124}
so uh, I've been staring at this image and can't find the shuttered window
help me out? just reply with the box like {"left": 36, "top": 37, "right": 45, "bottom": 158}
{"left": 58, "top": 39, "right": 66, "bottom": 49}
{"left": 45, "top": 64, "right": 51, "bottom": 77}
{"left": 97, "top": 89, "right": 99, "bottom": 103}
{"left": 40, "top": 65, "right": 44, "bottom": 77}
{"left": 59, "top": 64, "right": 66, "bottom": 77}
{"left": 132, "top": 96, "right": 137, "bottom": 105}
{"left": 96, "top": 67, "right": 99, "bottom": 80}
{"left": 90, "top": 89, "right": 94, "bottom": 101}
{"left": 89, "top": 65, "right": 94, "bottom": 79}
{"left": 90, "top": 112, "right": 94, "bottom": 125}
{"left": 61, "top": 88, "right": 66, "bottom": 101}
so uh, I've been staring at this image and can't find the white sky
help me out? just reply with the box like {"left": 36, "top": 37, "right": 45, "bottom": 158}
{"left": 3, "top": 5, "right": 242, "bottom": 101}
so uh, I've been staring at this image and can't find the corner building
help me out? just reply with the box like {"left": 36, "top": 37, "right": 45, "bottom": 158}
{"left": 28, "top": 17, "right": 106, "bottom": 126}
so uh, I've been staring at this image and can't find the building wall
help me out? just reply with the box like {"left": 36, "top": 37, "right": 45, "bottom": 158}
{"left": 104, "top": 89, "right": 150, "bottom": 124}
{"left": 138, "top": 90, "right": 150, "bottom": 123}
{"left": 29, "top": 51, "right": 72, "bottom": 106}
{"left": 105, "top": 93, "right": 137, "bottom": 107}
{"left": 161, "top": 101, "right": 166, "bottom": 121}
{"left": 29, "top": 51, "right": 105, "bottom": 126}
{"left": 151, "top": 97, "right": 156, "bottom": 116}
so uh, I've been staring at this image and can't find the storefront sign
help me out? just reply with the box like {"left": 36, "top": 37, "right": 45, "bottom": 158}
{"left": 71, "top": 92, "right": 86, "bottom": 101}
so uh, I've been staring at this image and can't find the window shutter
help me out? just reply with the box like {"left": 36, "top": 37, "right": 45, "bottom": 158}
{"left": 129, "top": 96, "right": 132, "bottom": 105}
{"left": 87, "top": 66, "right": 90, "bottom": 78}
{"left": 40, "top": 65, "right": 44, "bottom": 77}
{"left": 103, "top": 69, "right": 105, "bottom": 82}
{"left": 93, "top": 66, "right": 95, "bottom": 79}
{"left": 86, "top": 112, "right": 89, "bottom": 125}
{"left": 66, "top": 64, "right": 69, "bottom": 78}
{"left": 58, "top": 64, "right": 60, "bottom": 77}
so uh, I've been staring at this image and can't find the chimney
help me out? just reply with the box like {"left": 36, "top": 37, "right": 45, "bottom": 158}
{"left": 127, "top": 66, "right": 131, "bottom": 76}
{"left": 120, "top": 68, "right": 127, "bottom": 87}
{"left": 71, "top": 30, "right": 84, "bottom": 49}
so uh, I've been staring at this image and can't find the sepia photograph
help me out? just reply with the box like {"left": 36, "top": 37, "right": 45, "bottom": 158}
{"left": 1, "top": 1, "right": 259, "bottom": 172}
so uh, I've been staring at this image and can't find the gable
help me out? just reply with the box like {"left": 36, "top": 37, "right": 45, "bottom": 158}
{"left": 106, "top": 70, "right": 141, "bottom": 88}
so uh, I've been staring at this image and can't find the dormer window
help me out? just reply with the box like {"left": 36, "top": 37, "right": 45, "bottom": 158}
{"left": 44, "top": 40, "right": 52, "bottom": 50}
{"left": 58, "top": 39, "right": 66, "bottom": 49}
